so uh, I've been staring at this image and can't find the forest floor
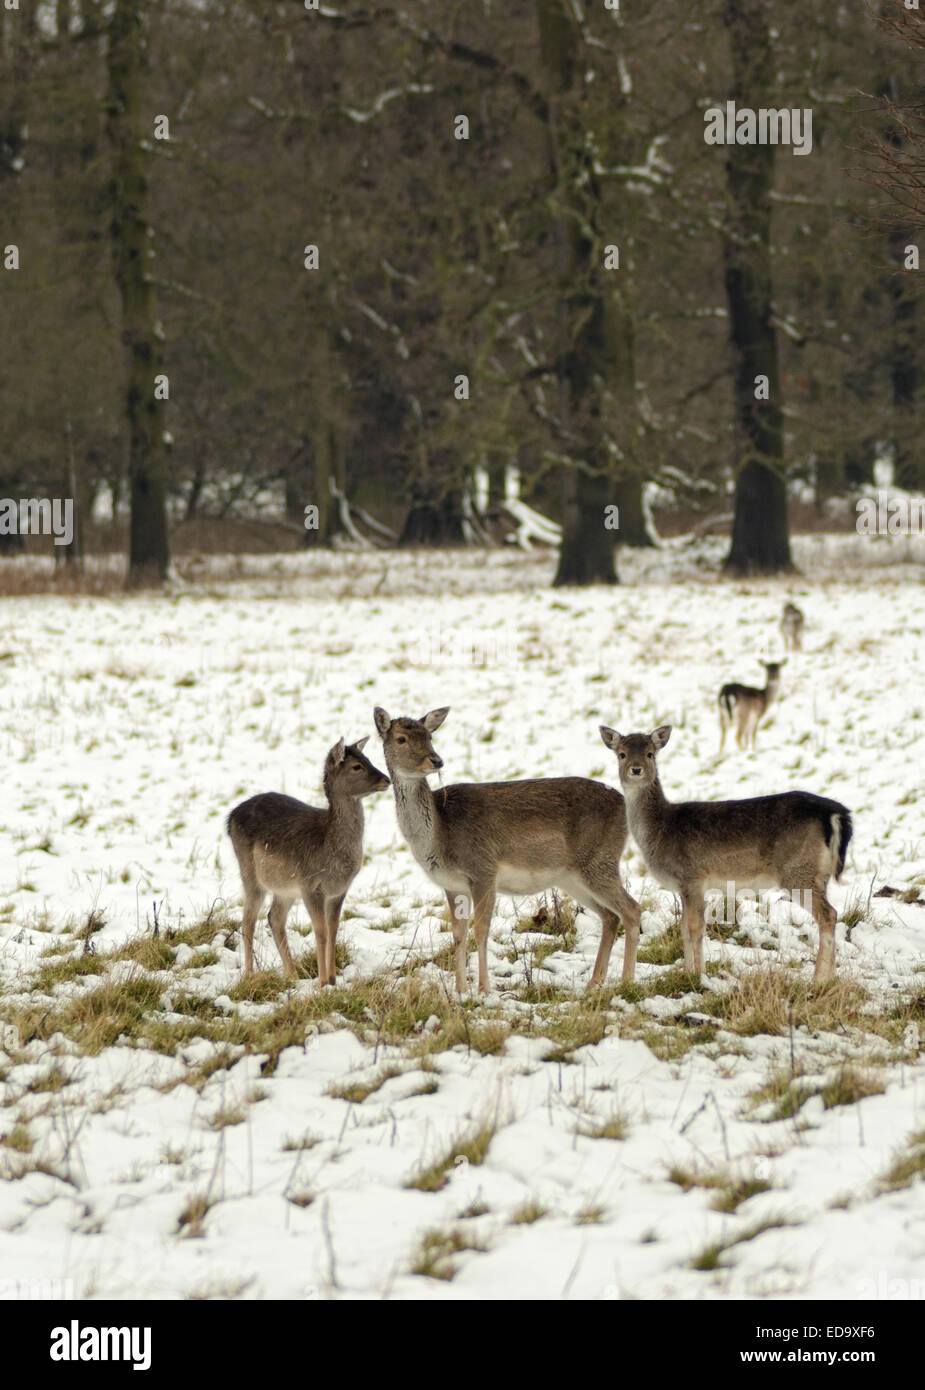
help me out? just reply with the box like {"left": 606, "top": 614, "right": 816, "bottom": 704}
{"left": 0, "top": 535, "right": 923, "bottom": 1300}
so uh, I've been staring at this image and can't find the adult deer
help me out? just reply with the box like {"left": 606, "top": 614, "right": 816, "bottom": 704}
{"left": 600, "top": 724, "right": 852, "bottom": 985}
{"left": 375, "top": 707, "right": 641, "bottom": 993}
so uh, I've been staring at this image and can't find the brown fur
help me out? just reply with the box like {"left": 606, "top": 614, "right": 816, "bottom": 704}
{"left": 374, "top": 707, "right": 641, "bottom": 993}
{"left": 227, "top": 738, "right": 388, "bottom": 983}
{"left": 780, "top": 602, "right": 805, "bottom": 652}
{"left": 600, "top": 724, "right": 852, "bottom": 984}
{"left": 718, "top": 660, "right": 784, "bottom": 752}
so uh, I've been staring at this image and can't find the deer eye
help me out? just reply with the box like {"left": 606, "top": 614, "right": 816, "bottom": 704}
{"left": 396, "top": 736, "right": 406, "bottom": 744}
{"left": 647, "top": 753, "right": 654, "bottom": 760}
{"left": 352, "top": 764, "right": 362, "bottom": 771}
{"left": 617, "top": 752, "right": 626, "bottom": 760}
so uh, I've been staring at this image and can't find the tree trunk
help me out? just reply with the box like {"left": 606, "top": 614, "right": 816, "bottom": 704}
{"left": 555, "top": 469, "right": 616, "bottom": 584}
{"left": 107, "top": 0, "right": 169, "bottom": 587}
{"left": 722, "top": 0, "right": 792, "bottom": 576}
{"left": 890, "top": 233, "right": 921, "bottom": 489}
{"left": 399, "top": 474, "right": 466, "bottom": 545}
{"left": 0, "top": 9, "right": 30, "bottom": 555}
{"left": 537, "top": 0, "right": 637, "bottom": 586}
{"left": 612, "top": 475, "right": 654, "bottom": 547}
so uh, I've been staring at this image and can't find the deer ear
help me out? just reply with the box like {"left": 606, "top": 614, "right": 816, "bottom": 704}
{"left": 599, "top": 726, "right": 622, "bottom": 750}
{"left": 330, "top": 738, "right": 346, "bottom": 765}
{"left": 422, "top": 707, "right": 449, "bottom": 732}
{"left": 651, "top": 725, "right": 672, "bottom": 749}
{"left": 354, "top": 736, "right": 369, "bottom": 752}
{"left": 373, "top": 707, "right": 391, "bottom": 738}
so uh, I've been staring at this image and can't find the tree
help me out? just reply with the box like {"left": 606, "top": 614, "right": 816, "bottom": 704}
{"left": 721, "top": 0, "right": 792, "bottom": 576}
{"left": 106, "top": 0, "right": 169, "bottom": 586}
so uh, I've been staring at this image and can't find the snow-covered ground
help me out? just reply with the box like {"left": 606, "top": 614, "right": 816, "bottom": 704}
{"left": 1, "top": 537, "right": 923, "bottom": 1300}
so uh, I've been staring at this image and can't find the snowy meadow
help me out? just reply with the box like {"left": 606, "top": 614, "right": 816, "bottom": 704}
{"left": 1, "top": 537, "right": 924, "bottom": 1301}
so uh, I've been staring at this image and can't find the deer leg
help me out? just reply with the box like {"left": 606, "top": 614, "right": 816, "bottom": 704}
{"left": 240, "top": 887, "right": 264, "bottom": 975}
{"left": 686, "top": 890, "right": 705, "bottom": 979}
{"left": 470, "top": 882, "right": 496, "bottom": 994}
{"left": 679, "top": 894, "right": 700, "bottom": 976}
{"left": 268, "top": 895, "right": 297, "bottom": 978}
{"left": 324, "top": 893, "right": 347, "bottom": 986}
{"left": 302, "top": 890, "right": 329, "bottom": 984}
{"left": 810, "top": 883, "right": 837, "bottom": 984}
{"left": 589, "top": 904, "right": 618, "bottom": 987}
{"left": 615, "top": 884, "right": 642, "bottom": 982}
{"left": 446, "top": 891, "right": 469, "bottom": 993}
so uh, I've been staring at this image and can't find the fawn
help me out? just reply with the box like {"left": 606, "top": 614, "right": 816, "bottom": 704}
{"left": 600, "top": 724, "right": 852, "bottom": 984}
{"left": 780, "top": 602, "right": 805, "bottom": 652}
{"left": 718, "top": 659, "right": 784, "bottom": 752}
{"left": 374, "top": 706, "right": 641, "bottom": 993}
{"left": 226, "top": 738, "right": 389, "bottom": 984}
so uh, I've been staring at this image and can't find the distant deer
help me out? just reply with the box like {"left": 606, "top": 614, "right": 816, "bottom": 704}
{"left": 227, "top": 738, "right": 389, "bottom": 984}
{"left": 600, "top": 724, "right": 852, "bottom": 984}
{"left": 718, "top": 659, "right": 784, "bottom": 752}
{"left": 780, "top": 602, "right": 805, "bottom": 652}
{"left": 374, "top": 707, "right": 641, "bottom": 994}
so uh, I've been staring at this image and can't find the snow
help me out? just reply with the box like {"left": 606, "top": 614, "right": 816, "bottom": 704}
{"left": 0, "top": 536, "right": 923, "bottom": 1300}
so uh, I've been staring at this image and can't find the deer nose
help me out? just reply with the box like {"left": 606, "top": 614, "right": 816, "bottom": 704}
{"left": 427, "top": 754, "right": 443, "bottom": 770}
{"left": 629, "top": 765, "right": 644, "bottom": 777}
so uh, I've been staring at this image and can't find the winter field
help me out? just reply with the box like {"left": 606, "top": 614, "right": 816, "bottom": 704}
{"left": 1, "top": 535, "right": 924, "bottom": 1302}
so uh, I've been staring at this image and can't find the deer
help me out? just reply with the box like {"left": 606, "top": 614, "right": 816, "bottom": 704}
{"left": 718, "top": 659, "right": 784, "bottom": 753}
{"left": 373, "top": 706, "right": 641, "bottom": 994}
{"left": 780, "top": 602, "right": 805, "bottom": 652}
{"left": 599, "top": 724, "right": 852, "bottom": 985}
{"left": 226, "top": 738, "right": 389, "bottom": 985}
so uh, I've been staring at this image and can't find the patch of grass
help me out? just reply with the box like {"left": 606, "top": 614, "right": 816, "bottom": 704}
{"left": 577, "top": 1111, "right": 629, "bottom": 1141}
{"left": 410, "top": 1226, "right": 488, "bottom": 1280}
{"left": 177, "top": 1193, "right": 213, "bottom": 1237}
{"left": 27, "top": 1064, "right": 74, "bottom": 1094}
{"left": 295, "top": 940, "right": 351, "bottom": 980}
{"left": 667, "top": 1163, "right": 726, "bottom": 1193}
{"left": 31, "top": 953, "right": 108, "bottom": 991}
{"left": 574, "top": 1202, "right": 606, "bottom": 1225}
{"left": 639, "top": 964, "right": 703, "bottom": 999}
{"left": 111, "top": 937, "right": 176, "bottom": 971}
{"left": 637, "top": 923, "right": 684, "bottom": 966}
{"left": 458, "top": 1199, "right": 490, "bottom": 1219}
{"left": 51, "top": 976, "right": 163, "bottom": 1054}
{"left": 282, "top": 1133, "right": 319, "bottom": 1153}
{"left": 406, "top": 1119, "right": 497, "bottom": 1192}
{"left": 327, "top": 1064, "right": 403, "bottom": 1103}
{"left": 818, "top": 1066, "right": 885, "bottom": 1110}
{"left": 877, "top": 1130, "right": 925, "bottom": 1192}
{"left": 710, "top": 1177, "right": 773, "bottom": 1213}
{"left": 749, "top": 1061, "right": 884, "bottom": 1122}
{"left": 168, "top": 911, "right": 236, "bottom": 948}
{"left": 630, "top": 1017, "right": 716, "bottom": 1062}
{"left": 407, "top": 1078, "right": 440, "bottom": 1097}
{"left": 690, "top": 1216, "right": 794, "bottom": 1271}
{"left": 700, "top": 970, "right": 869, "bottom": 1039}
{"left": 510, "top": 1199, "right": 548, "bottom": 1225}
{"left": 228, "top": 970, "right": 289, "bottom": 1003}
{"left": 1, "top": 1121, "right": 32, "bottom": 1153}
{"left": 207, "top": 1105, "right": 245, "bottom": 1130}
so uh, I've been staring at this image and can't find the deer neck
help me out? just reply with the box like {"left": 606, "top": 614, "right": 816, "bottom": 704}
{"left": 622, "top": 775, "right": 669, "bottom": 840}
{"left": 324, "top": 787, "right": 364, "bottom": 846}
{"left": 391, "top": 771, "right": 441, "bottom": 864}
{"left": 764, "top": 674, "right": 780, "bottom": 705}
